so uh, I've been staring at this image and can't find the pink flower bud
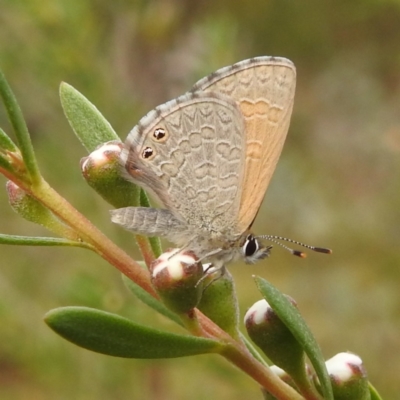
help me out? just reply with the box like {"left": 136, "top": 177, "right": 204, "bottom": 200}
{"left": 245, "top": 299, "right": 306, "bottom": 382}
{"left": 6, "top": 181, "right": 78, "bottom": 239}
{"left": 81, "top": 141, "right": 122, "bottom": 175}
{"left": 81, "top": 141, "right": 139, "bottom": 208}
{"left": 7, "top": 181, "right": 53, "bottom": 226}
{"left": 150, "top": 249, "right": 204, "bottom": 314}
{"left": 325, "top": 352, "right": 369, "bottom": 400}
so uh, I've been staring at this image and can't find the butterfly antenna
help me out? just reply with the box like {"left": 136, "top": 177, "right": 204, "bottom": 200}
{"left": 258, "top": 235, "right": 332, "bottom": 258}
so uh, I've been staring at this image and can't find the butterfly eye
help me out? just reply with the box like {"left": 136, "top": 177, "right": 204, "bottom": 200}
{"left": 142, "top": 146, "right": 155, "bottom": 159}
{"left": 243, "top": 234, "right": 258, "bottom": 257}
{"left": 242, "top": 234, "right": 271, "bottom": 264}
{"left": 153, "top": 128, "right": 167, "bottom": 141}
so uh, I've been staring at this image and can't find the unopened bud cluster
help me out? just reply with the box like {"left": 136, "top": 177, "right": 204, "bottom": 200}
{"left": 244, "top": 297, "right": 372, "bottom": 400}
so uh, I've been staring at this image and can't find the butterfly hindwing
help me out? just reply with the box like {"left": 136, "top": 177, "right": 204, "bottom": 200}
{"left": 121, "top": 92, "right": 246, "bottom": 235}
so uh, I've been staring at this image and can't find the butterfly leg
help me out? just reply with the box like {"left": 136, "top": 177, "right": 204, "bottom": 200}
{"left": 196, "top": 264, "right": 227, "bottom": 292}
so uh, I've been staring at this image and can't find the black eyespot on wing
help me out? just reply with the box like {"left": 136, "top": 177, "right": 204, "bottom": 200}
{"left": 153, "top": 128, "right": 166, "bottom": 141}
{"left": 142, "top": 147, "right": 154, "bottom": 159}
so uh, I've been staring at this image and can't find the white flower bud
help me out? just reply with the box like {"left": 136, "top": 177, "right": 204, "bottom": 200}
{"left": 325, "top": 352, "right": 369, "bottom": 400}
{"left": 150, "top": 249, "right": 204, "bottom": 314}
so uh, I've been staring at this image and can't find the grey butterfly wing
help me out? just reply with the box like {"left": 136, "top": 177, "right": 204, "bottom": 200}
{"left": 117, "top": 92, "right": 246, "bottom": 240}
{"left": 110, "top": 207, "right": 188, "bottom": 239}
{"left": 191, "top": 57, "right": 296, "bottom": 232}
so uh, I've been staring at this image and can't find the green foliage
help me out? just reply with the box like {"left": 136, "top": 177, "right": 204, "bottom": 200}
{"left": 122, "top": 273, "right": 184, "bottom": 327}
{"left": 0, "top": 126, "right": 17, "bottom": 152}
{"left": 197, "top": 268, "right": 240, "bottom": 338}
{"left": 0, "top": 52, "right": 386, "bottom": 400}
{"left": 255, "top": 276, "right": 333, "bottom": 400}
{"left": 60, "top": 82, "right": 119, "bottom": 152}
{"left": 0, "top": 233, "right": 89, "bottom": 248}
{"left": 45, "top": 306, "right": 222, "bottom": 358}
{"left": 0, "top": 70, "right": 40, "bottom": 184}
{"left": 0, "top": 1, "right": 397, "bottom": 399}
{"left": 368, "top": 383, "right": 383, "bottom": 400}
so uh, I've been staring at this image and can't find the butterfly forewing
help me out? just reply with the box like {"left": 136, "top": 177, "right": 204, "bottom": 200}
{"left": 122, "top": 92, "right": 246, "bottom": 234}
{"left": 191, "top": 57, "right": 296, "bottom": 231}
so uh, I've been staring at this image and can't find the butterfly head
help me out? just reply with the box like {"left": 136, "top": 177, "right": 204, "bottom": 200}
{"left": 241, "top": 234, "right": 272, "bottom": 264}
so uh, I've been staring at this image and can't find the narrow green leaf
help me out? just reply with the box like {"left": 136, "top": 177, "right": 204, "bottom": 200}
{"left": 146, "top": 235, "right": 162, "bottom": 259}
{"left": 45, "top": 306, "right": 222, "bottom": 358}
{"left": 0, "top": 153, "right": 14, "bottom": 173}
{"left": 254, "top": 276, "right": 334, "bottom": 400}
{"left": 60, "top": 82, "right": 119, "bottom": 152}
{"left": 122, "top": 274, "right": 183, "bottom": 327}
{"left": 60, "top": 83, "right": 162, "bottom": 259}
{"left": 240, "top": 332, "right": 269, "bottom": 367}
{"left": 139, "top": 187, "right": 152, "bottom": 208}
{"left": 0, "top": 234, "right": 92, "bottom": 249}
{"left": 0, "top": 126, "right": 18, "bottom": 152}
{"left": 368, "top": 383, "right": 382, "bottom": 400}
{"left": 139, "top": 188, "right": 162, "bottom": 257}
{"left": 0, "top": 69, "right": 40, "bottom": 183}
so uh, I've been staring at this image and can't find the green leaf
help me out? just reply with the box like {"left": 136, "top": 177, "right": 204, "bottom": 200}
{"left": 45, "top": 306, "right": 222, "bottom": 358}
{"left": 254, "top": 276, "right": 334, "bottom": 400}
{"left": 122, "top": 274, "right": 183, "bottom": 327}
{"left": 368, "top": 383, "right": 383, "bottom": 400}
{"left": 139, "top": 187, "right": 152, "bottom": 208}
{"left": 139, "top": 188, "right": 162, "bottom": 257}
{"left": 0, "top": 69, "right": 40, "bottom": 184}
{"left": 60, "top": 83, "right": 162, "bottom": 258}
{"left": 240, "top": 332, "right": 269, "bottom": 367}
{"left": 0, "top": 126, "right": 18, "bottom": 152}
{"left": 60, "top": 82, "right": 119, "bottom": 152}
{"left": 0, "top": 153, "right": 14, "bottom": 173}
{"left": 60, "top": 83, "right": 162, "bottom": 260}
{"left": 197, "top": 267, "right": 240, "bottom": 338}
{"left": 0, "top": 234, "right": 92, "bottom": 249}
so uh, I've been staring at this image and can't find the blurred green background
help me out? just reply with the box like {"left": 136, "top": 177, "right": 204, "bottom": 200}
{"left": 0, "top": 1, "right": 399, "bottom": 399}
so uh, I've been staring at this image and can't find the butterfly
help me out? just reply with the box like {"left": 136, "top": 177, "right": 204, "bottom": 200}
{"left": 111, "top": 56, "right": 329, "bottom": 269}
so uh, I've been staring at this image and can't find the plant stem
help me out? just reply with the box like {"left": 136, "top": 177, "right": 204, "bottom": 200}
{"left": 293, "top": 366, "right": 323, "bottom": 400}
{"left": 2, "top": 163, "right": 309, "bottom": 399}
{"left": 31, "top": 177, "right": 156, "bottom": 296}
{"left": 0, "top": 70, "right": 41, "bottom": 184}
{"left": 135, "top": 235, "right": 156, "bottom": 267}
{"left": 194, "top": 310, "right": 304, "bottom": 400}
{"left": 222, "top": 342, "right": 305, "bottom": 400}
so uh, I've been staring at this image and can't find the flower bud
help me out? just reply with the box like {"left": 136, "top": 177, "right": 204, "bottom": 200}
{"left": 6, "top": 180, "right": 77, "bottom": 239}
{"left": 325, "top": 352, "right": 370, "bottom": 400}
{"left": 244, "top": 299, "right": 306, "bottom": 381}
{"left": 197, "top": 265, "right": 240, "bottom": 338}
{"left": 0, "top": 127, "right": 28, "bottom": 178}
{"left": 270, "top": 365, "right": 296, "bottom": 386}
{"left": 150, "top": 249, "right": 204, "bottom": 314}
{"left": 261, "top": 366, "right": 298, "bottom": 400}
{"left": 81, "top": 141, "right": 139, "bottom": 208}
